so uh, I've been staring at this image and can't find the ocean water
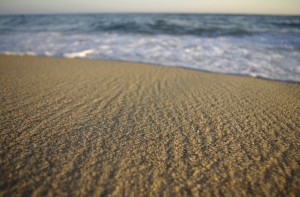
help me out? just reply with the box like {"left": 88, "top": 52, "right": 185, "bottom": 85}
{"left": 0, "top": 14, "right": 299, "bottom": 82}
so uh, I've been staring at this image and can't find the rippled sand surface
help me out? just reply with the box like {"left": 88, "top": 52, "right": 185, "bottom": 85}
{"left": 1, "top": 55, "right": 300, "bottom": 196}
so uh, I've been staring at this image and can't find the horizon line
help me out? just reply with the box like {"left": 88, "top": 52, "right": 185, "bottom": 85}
{"left": 0, "top": 11, "right": 299, "bottom": 17}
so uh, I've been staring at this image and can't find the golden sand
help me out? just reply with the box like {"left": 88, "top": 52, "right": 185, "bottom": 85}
{"left": 1, "top": 55, "right": 300, "bottom": 196}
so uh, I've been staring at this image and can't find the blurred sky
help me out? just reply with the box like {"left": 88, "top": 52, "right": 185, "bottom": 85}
{"left": 0, "top": 0, "right": 299, "bottom": 15}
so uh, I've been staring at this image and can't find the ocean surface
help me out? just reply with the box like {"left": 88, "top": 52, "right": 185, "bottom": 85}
{"left": 0, "top": 14, "right": 299, "bottom": 82}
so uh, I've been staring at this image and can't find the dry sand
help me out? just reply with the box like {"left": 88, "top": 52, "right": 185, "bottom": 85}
{"left": 1, "top": 55, "right": 300, "bottom": 196}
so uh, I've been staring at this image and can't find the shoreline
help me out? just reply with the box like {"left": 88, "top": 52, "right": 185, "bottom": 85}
{"left": 1, "top": 55, "right": 300, "bottom": 196}
{"left": 1, "top": 54, "right": 299, "bottom": 84}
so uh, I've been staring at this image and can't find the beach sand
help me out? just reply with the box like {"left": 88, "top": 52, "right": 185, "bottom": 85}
{"left": 1, "top": 55, "right": 299, "bottom": 196}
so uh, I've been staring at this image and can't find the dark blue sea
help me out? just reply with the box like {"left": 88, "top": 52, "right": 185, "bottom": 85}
{"left": 0, "top": 14, "right": 299, "bottom": 82}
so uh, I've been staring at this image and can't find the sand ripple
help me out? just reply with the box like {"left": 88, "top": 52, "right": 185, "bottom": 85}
{"left": 1, "top": 55, "right": 300, "bottom": 196}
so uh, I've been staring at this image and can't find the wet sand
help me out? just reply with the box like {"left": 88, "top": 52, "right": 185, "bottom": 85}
{"left": 1, "top": 55, "right": 300, "bottom": 196}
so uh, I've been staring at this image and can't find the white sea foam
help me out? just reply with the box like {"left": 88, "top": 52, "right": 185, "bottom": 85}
{"left": 64, "top": 49, "right": 95, "bottom": 58}
{"left": 3, "top": 51, "right": 20, "bottom": 55}
{"left": 0, "top": 32, "right": 299, "bottom": 82}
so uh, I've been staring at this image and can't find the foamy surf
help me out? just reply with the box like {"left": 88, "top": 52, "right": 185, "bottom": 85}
{"left": 64, "top": 49, "right": 95, "bottom": 58}
{"left": 0, "top": 14, "right": 299, "bottom": 82}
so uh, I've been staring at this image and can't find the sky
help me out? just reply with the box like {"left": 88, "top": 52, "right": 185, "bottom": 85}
{"left": 0, "top": 0, "right": 299, "bottom": 15}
